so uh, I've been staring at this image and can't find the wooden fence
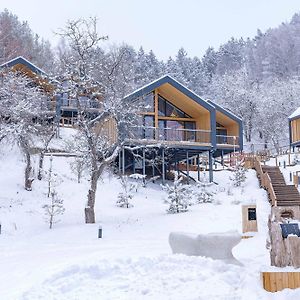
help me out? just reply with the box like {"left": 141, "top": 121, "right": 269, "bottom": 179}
{"left": 261, "top": 272, "right": 300, "bottom": 292}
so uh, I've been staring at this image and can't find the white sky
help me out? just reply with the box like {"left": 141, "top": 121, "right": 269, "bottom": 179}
{"left": 0, "top": 0, "right": 300, "bottom": 60}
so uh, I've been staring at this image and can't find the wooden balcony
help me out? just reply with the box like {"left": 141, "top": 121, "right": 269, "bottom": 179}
{"left": 126, "top": 126, "right": 211, "bottom": 147}
{"left": 125, "top": 126, "right": 240, "bottom": 149}
{"left": 216, "top": 135, "right": 240, "bottom": 148}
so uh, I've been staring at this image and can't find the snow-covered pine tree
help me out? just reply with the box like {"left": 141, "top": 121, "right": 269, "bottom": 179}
{"left": 162, "top": 174, "right": 192, "bottom": 214}
{"left": 116, "top": 175, "right": 134, "bottom": 208}
{"left": 43, "top": 191, "right": 65, "bottom": 229}
{"left": 129, "top": 173, "right": 146, "bottom": 191}
{"left": 195, "top": 176, "right": 215, "bottom": 203}
{"left": 230, "top": 158, "right": 247, "bottom": 187}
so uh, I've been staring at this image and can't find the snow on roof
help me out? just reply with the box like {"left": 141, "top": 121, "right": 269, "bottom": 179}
{"left": 0, "top": 56, "right": 47, "bottom": 76}
{"left": 289, "top": 107, "right": 300, "bottom": 119}
{"left": 124, "top": 74, "right": 209, "bottom": 103}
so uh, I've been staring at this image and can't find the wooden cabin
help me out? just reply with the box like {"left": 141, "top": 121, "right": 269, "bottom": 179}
{"left": 0, "top": 56, "right": 56, "bottom": 113}
{"left": 121, "top": 75, "right": 243, "bottom": 182}
{"left": 0, "top": 56, "right": 103, "bottom": 127}
{"left": 289, "top": 108, "right": 300, "bottom": 148}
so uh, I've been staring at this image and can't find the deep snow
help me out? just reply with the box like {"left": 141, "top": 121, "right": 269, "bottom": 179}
{"left": 1, "top": 136, "right": 300, "bottom": 299}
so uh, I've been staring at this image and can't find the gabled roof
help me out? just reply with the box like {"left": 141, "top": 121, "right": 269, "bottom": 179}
{"left": 124, "top": 75, "right": 215, "bottom": 112}
{"left": 289, "top": 107, "right": 300, "bottom": 120}
{"left": 0, "top": 56, "right": 47, "bottom": 77}
{"left": 207, "top": 100, "right": 242, "bottom": 123}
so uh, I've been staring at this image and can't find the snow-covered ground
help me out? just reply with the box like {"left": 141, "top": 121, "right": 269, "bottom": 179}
{"left": 1, "top": 138, "right": 300, "bottom": 299}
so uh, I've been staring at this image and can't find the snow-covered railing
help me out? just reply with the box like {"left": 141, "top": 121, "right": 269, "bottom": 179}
{"left": 216, "top": 135, "right": 239, "bottom": 146}
{"left": 128, "top": 126, "right": 211, "bottom": 144}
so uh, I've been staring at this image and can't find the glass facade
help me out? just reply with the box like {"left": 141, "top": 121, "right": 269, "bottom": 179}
{"left": 158, "top": 95, "right": 191, "bottom": 118}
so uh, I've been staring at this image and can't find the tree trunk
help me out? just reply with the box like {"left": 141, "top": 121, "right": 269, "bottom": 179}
{"left": 19, "top": 137, "right": 33, "bottom": 191}
{"left": 24, "top": 149, "right": 33, "bottom": 191}
{"left": 37, "top": 152, "right": 45, "bottom": 180}
{"left": 85, "top": 168, "right": 101, "bottom": 223}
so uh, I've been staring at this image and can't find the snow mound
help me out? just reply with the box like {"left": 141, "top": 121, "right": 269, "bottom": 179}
{"left": 22, "top": 255, "right": 243, "bottom": 300}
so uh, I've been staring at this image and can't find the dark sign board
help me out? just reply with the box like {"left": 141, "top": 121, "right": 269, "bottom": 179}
{"left": 280, "top": 223, "right": 300, "bottom": 238}
{"left": 248, "top": 208, "right": 256, "bottom": 221}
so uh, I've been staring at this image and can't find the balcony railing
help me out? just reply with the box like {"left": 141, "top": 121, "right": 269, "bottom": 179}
{"left": 127, "top": 126, "right": 240, "bottom": 147}
{"left": 61, "top": 98, "right": 101, "bottom": 109}
{"left": 128, "top": 126, "right": 211, "bottom": 144}
{"left": 216, "top": 135, "right": 239, "bottom": 146}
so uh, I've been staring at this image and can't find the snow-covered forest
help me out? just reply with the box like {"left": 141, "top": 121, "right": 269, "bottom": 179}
{"left": 1, "top": 9, "right": 300, "bottom": 149}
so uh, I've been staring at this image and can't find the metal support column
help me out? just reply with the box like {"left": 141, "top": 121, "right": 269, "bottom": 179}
{"left": 197, "top": 154, "right": 200, "bottom": 181}
{"left": 142, "top": 147, "right": 146, "bottom": 176}
{"left": 209, "top": 150, "right": 213, "bottom": 183}
{"left": 162, "top": 148, "right": 165, "bottom": 184}
{"left": 122, "top": 147, "right": 125, "bottom": 175}
{"left": 221, "top": 150, "right": 224, "bottom": 169}
{"left": 152, "top": 151, "right": 155, "bottom": 177}
{"left": 186, "top": 151, "right": 189, "bottom": 184}
{"left": 118, "top": 150, "right": 121, "bottom": 174}
{"left": 132, "top": 153, "right": 135, "bottom": 173}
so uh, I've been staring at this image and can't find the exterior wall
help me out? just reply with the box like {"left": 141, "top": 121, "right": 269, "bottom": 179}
{"left": 291, "top": 118, "right": 300, "bottom": 143}
{"left": 95, "top": 117, "right": 118, "bottom": 144}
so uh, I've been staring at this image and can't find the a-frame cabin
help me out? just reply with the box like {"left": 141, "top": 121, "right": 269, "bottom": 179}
{"left": 120, "top": 75, "right": 243, "bottom": 182}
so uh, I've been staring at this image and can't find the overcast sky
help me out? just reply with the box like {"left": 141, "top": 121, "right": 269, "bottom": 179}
{"left": 0, "top": 0, "right": 300, "bottom": 60}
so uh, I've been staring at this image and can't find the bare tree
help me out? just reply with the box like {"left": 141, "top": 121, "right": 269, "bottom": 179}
{"left": 57, "top": 17, "right": 138, "bottom": 223}
{"left": 43, "top": 190, "right": 65, "bottom": 229}
{"left": 0, "top": 71, "right": 47, "bottom": 190}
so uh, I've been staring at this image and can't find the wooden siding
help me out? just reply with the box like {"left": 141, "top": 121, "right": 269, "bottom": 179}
{"left": 262, "top": 272, "right": 300, "bottom": 292}
{"left": 156, "top": 85, "right": 211, "bottom": 133}
{"left": 95, "top": 117, "right": 117, "bottom": 144}
{"left": 242, "top": 205, "right": 258, "bottom": 233}
{"left": 216, "top": 111, "right": 239, "bottom": 136}
{"left": 291, "top": 118, "right": 300, "bottom": 143}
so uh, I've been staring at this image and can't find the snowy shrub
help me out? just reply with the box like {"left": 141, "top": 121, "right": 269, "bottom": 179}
{"left": 129, "top": 173, "right": 146, "bottom": 192}
{"left": 70, "top": 157, "right": 86, "bottom": 183}
{"left": 194, "top": 179, "right": 215, "bottom": 204}
{"left": 230, "top": 160, "right": 247, "bottom": 187}
{"left": 43, "top": 191, "right": 65, "bottom": 229}
{"left": 162, "top": 174, "right": 193, "bottom": 214}
{"left": 117, "top": 176, "right": 134, "bottom": 208}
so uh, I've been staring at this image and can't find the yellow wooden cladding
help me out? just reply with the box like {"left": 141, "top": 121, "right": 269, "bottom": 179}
{"left": 95, "top": 117, "right": 117, "bottom": 144}
{"left": 261, "top": 272, "right": 300, "bottom": 292}
{"left": 291, "top": 118, "right": 300, "bottom": 143}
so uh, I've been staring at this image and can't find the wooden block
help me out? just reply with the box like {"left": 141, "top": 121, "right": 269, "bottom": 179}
{"left": 262, "top": 272, "right": 300, "bottom": 292}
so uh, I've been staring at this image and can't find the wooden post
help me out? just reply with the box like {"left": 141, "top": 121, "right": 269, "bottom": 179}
{"left": 275, "top": 156, "right": 278, "bottom": 167}
{"left": 162, "top": 148, "right": 165, "bottom": 184}
{"left": 288, "top": 151, "right": 291, "bottom": 166}
{"left": 186, "top": 151, "right": 189, "bottom": 184}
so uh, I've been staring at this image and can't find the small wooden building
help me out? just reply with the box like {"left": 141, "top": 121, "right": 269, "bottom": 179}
{"left": 289, "top": 108, "right": 300, "bottom": 148}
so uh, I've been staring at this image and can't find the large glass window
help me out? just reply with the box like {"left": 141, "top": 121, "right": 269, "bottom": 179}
{"left": 158, "top": 119, "right": 196, "bottom": 141}
{"left": 143, "top": 116, "right": 155, "bottom": 139}
{"left": 158, "top": 95, "right": 191, "bottom": 118}
{"left": 137, "top": 92, "right": 154, "bottom": 112}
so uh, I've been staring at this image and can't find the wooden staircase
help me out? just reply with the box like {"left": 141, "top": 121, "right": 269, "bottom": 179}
{"left": 261, "top": 165, "right": 300, "bottom": 207}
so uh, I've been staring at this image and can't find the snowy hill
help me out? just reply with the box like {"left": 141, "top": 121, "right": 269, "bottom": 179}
{"left": 1, "top": 136, "right": 299, "bottom": 299}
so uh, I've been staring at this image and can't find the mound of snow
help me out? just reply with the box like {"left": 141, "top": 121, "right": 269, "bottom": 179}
{"left": 22, "top": 255, "right": 243, "bottom": 300}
